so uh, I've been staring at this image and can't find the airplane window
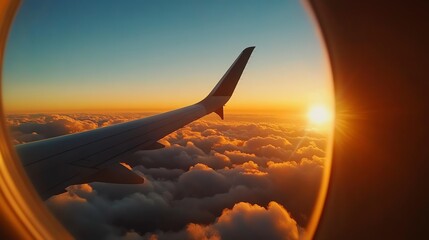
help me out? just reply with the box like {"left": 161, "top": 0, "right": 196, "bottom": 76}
{"left": 2, "top": 1, "right": 333, "bottom": 239}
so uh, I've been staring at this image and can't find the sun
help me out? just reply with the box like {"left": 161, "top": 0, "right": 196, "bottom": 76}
{"left": 307, "top": 104, "right": 333, "bottom": 125}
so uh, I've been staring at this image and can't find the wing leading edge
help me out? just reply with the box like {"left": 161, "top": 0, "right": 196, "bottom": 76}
{"left": 15, "top": 47, "right": 255, "bottom": 199}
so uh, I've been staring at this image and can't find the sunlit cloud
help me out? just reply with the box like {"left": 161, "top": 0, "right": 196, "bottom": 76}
{"left": 187, "top": 202, "right": 299, "bottom": 240}
{"left": 7, "top": 113, "right": 327, "bottom": 239}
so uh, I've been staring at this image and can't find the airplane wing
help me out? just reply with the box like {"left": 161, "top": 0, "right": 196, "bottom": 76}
{"left": 15, "top": 47, "right": 255, "bottom": 199}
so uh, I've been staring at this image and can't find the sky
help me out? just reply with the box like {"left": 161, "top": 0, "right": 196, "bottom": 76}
{"left": 3, "top": 0, "right": 332, "bottom": 113}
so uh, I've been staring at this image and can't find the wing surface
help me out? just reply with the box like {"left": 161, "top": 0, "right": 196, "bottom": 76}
{"left": 15, "top": 47, "right": 255, "bottom": 199}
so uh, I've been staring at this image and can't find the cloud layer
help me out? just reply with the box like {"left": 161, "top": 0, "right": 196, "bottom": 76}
{"left": 7, "top": 113, "right": 327, "bottom": 240}
{"left": 7, "top": 113, "right": 149, "bottom": 144}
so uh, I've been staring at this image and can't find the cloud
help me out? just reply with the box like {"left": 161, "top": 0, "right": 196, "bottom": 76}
{"left": 46, "top": 184, "right": 123, "bottom": 240}
{"left": 11, "top": 114, "right": 98, "bottom": 139}
{"left": 186, "top": 201, "right": 299, "bottom": 240}
{"left": 7, "top": 113, "right": 328, "bottom": 239}
{"left": 7, "top": 113, "right": 148, "bottom": 144}
{"left": 177, "top": 164, "right": 230, "bottom": 198}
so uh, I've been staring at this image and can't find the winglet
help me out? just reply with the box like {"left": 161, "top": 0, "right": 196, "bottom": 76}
{"left": 206, "top": 46, "right": 255, "bottom": 98}
{"left": 199, "top": 47, "right": 255, "bottom": 120}
{"left": 214, "top": 107, "right": 224, "bottom": 120}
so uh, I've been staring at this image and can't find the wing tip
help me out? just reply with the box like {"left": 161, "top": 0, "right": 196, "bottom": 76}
{"left": 242, "top": 46, "right": 255, "bottom": 56}
{"left": 206, "top": 46, "right": 255, "bottom": 98}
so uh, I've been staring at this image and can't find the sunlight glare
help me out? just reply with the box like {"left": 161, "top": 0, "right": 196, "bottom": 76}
{"left": 307, "top": 104, "right": 332, "bottom": 125}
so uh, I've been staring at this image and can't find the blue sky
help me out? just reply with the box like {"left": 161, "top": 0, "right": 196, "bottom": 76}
{"left": 3, "top": 0, "right": 331, "bottom": 112}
